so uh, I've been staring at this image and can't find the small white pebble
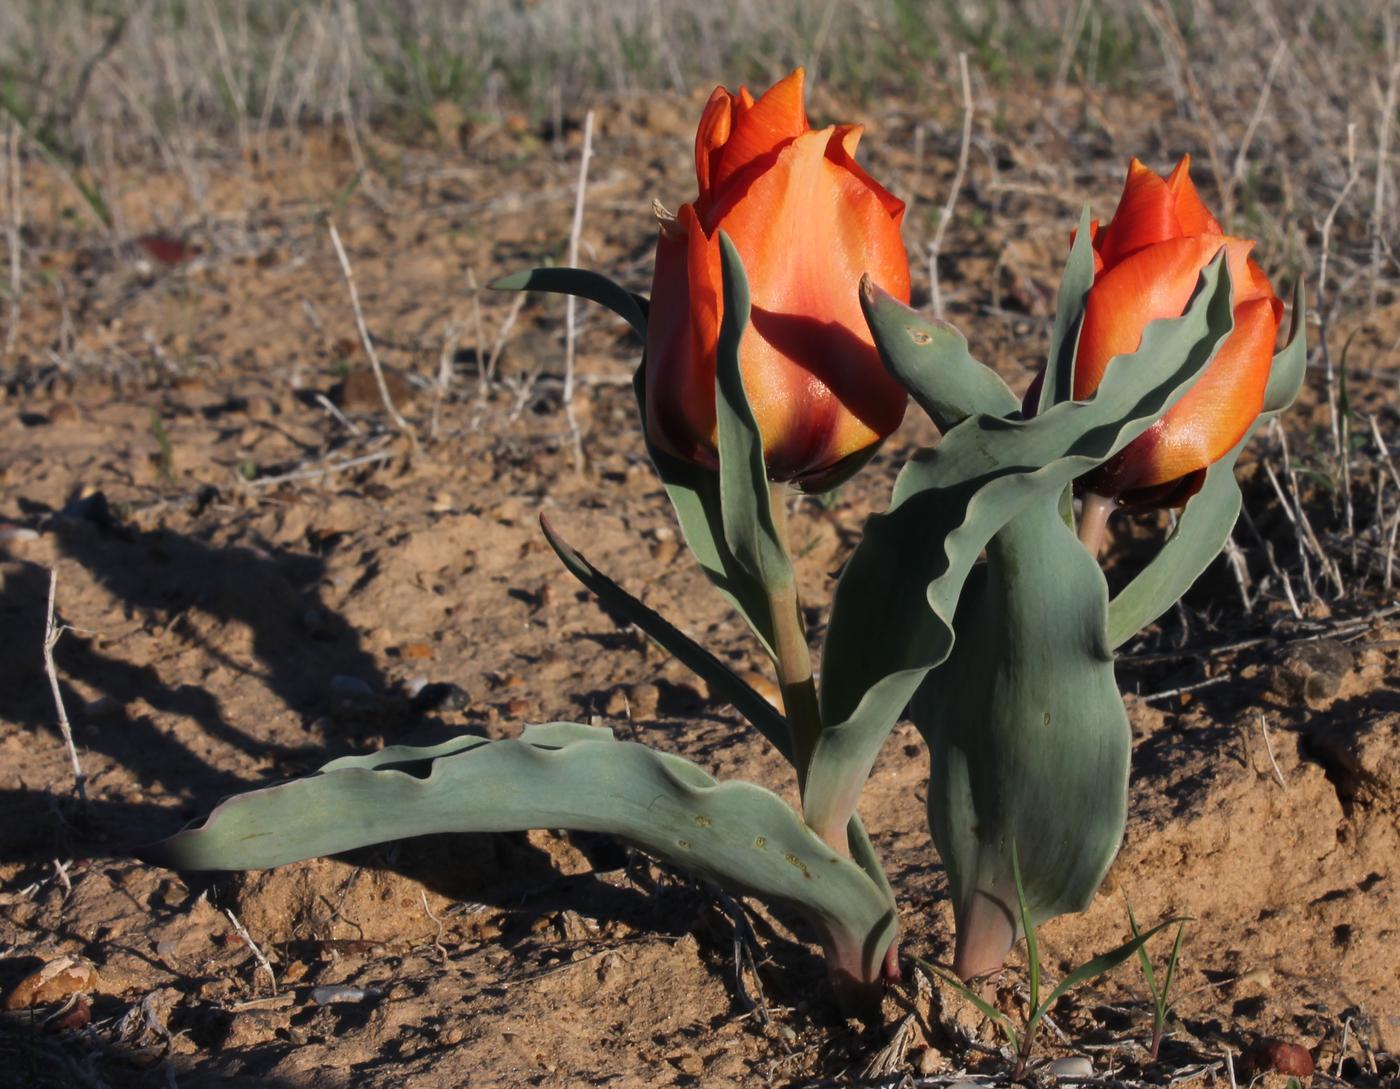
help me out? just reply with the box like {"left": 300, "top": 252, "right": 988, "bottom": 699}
{"left": 311, "top": 985, "right": 380, "bottom": 1005}
{"left": 1046, "top": 1056, "right": 1093, "bottom": 1079}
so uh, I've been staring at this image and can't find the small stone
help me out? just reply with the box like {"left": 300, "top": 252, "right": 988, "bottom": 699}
{"left": 330, "top": 675, "right": 374, "bottom": 697}
{"left": 244, "top": 397, "right": 274, "bottom": 421}
{"left": 411, "top": 682, "right": 472, "bottom": 713}
{"left": 651, "top": 536, "right": 680, "bottom": 566}
{"left": 311, "top": 985, "right": 378, "bottom": 1006}
{"left": 737, "top": 670, "right": 784, "bottom": 713}
{"left": 400, "top": 642, "right": 434, "bottom": 661}
{"left": 0, "top": 524, "right": 39, "bottom": 545}
{"left": 628, "top": 683, "right": 660, "bottom": 719}
{"left": 334, "top": 367, "right": 414, "bottom": 412}
{"left": 505, "top": 696, "right": 531, "bottom": 716}
{"left": 672, "top": 1053, "right": 704, "bottom": 1077}
{"left": 281, "top": 960, "right": 309, "bottom": 984}
{"left": 440, "top": 1024, "right": 465, "bottom": 1046}
{"left": 917, "top": 1046, "right": 943, "bottom": 1075}
{"left": 1046, "top": 1056, "right": 1093, "bottom": 1079}
{"left": 4, "top": 957, "right": 100, "bottom": 1009}
{"left": 1238, "top": 1038, "right": 1315, "bottom": 1079}
{"left": 47, "top": 401, "right": 81, "bottom": 426}
{"left": 84, "top": 695, "right": 122, "bottom": 720}
{"left": 604, "top": 689, "right": 629, "bottom": 717}
{"left": 1270, "top": 639, "right": 1352, "bottom": 705}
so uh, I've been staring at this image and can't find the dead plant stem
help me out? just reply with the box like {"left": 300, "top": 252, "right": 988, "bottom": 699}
{"left": 927, "top": 52, "right": 972, "bottom": 320}
{"left": 42, "top": 569, "right": 86, "bottom": 805}
{"left": 3, "top": 121, "right": 20, "bottom": 359}
{"left": 562, "top": 109, "right": 595, "bottom": 474}
{"left": 327, "top": 218, "right": 419, "bottom": 452}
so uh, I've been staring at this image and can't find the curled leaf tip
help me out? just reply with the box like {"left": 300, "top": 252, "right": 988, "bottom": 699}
{"left": 486, "top": 271, "right": 530, "bottom": 291}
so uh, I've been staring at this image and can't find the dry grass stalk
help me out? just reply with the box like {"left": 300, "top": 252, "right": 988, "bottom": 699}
{"left": 927, "top": 53, "right": 973, "bottom": 321}
{"left": 223, "top": 907, "right": 277, "bottom": 994}
{"left": 326, "top": 218, "right": 420, "bottom": 452}
{"left": 563, "top": 109, "right": 596, "bottom": 474}
{"left": 3, "top": 120, "right": 20, "bottom": 360}
{"left": 41, "top": 569, "right": 86, "bottom": 806}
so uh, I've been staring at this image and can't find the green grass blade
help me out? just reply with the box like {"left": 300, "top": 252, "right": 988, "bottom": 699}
{"left": 1037, "top": 917, "right": 1188, "bottom": 1017}
{"left": 1012, "top": 841, "right": 1040, "bottom": 1013}
{"left": 911, "top": 955, "right": 1020, "bottom": 1053}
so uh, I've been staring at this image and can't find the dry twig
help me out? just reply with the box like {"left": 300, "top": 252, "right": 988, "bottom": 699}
{"left": 327, "top": 218, "right": 419, "bottom": 452}
{"left": 41, "top": 569, "right": 86, "bottom": 806}
{"left": 562, "top": 109, "right": 595, "bottom": 473}
{"left": 927, "top": 52, "right": 972, "bottom": 321}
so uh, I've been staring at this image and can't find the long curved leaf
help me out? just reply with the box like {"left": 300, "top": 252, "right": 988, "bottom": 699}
{"left": 806, "top": 254, "right": 1237, "bottom": 842}
{"left": 1038, "top": 204, "right": 1096, "bottom": 415}
{"left": 489, "top": 267, "right": 648, "bottom": 340}
{"left": 1105, "top": 277, "right": 1308, "bottom": 648}
{"left": 632, "top": 368, "right": 778, "bottom": 659}
{"left": 539, "top": 514, "right": 792, "bottom": 760}
{"left": 142, "top": 732, "right": 896, "bottom": 983}
{"left": 714, "top": 231, "right": 792, "bottom": 595}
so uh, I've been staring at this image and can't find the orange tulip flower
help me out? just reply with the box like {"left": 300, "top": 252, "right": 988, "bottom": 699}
{"left": 644, "top": 69, "right": 911, "bottom": 488}
{"left": 1069, "top": 156, "right": 1284, "bottom": 509}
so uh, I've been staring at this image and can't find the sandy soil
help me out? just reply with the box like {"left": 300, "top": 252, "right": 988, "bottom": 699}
{"left": 1, "top": 87, "right": 1398, "bottom": 1088}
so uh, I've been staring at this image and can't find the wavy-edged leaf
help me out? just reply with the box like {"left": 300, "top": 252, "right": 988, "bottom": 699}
{"left": 494, "top": 262, "right": 778, "bottom": 656}
{"left": 714, "top": 231, "right": 793, "bottom": 595}
{"left": 489, "top": 267, "right": 648, "bottom": 340}
{"left": 1105, "top": 277, "right": 1307, "bottom": 649}
{"left": 920, "top": 498, "right": 1130, "bottom": 977}
{"left": 1039, "top": 204, "right": 1095, "bottom": 415}
{"left": 860, "top": 278, "right": 1018, "bottom": 432}
{"left": 142, "top": 732, "right": 896, "bottom": 984}
{"left": 807, "top": 255, "right": 1237, "bottom": 842}
{"left": 539, "top": 514, "right": 792, "bottom": 761}
{"left": 632, "top": 366, "right": 778, "bottom": 659}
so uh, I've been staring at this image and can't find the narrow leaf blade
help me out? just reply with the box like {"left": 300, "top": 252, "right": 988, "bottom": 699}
{"left": 489, "top": 267, "right": 648, "bottom": 339}
{"left": 539, "top": 514, "right": 792, "bottom": 761}
{"left": 714, "top": 231, "right": 793, "bottom": 594}
{"left": 1038, "top": 917, "right": 1188, "bottom": 1015}
{"left": 1039, "top": 204, "right": 1096, "bottom": 415}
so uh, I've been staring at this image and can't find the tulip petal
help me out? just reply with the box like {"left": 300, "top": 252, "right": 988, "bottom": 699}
{"left": 1095, "top": 296, "right": 1279, "bottom": 496}
{"left": 1074, "top": 234, "right": 1261, "bottom": 399}
{"left": 825, "top": 125, "right": 906, "bottom": 221}
{"left": 645, "top": 204, "right": 719, "bottom": 466}
{"left": 711, "top": 68, "right": 808, "bottom": 198}
{"left": 695, "top": 87, "right": 735, "bottom": 215}
{"left": 1164, "top": 155, "right": 1222, "bottom": 236}
{"left": 706, "top": 126, "right": 910, "bottom": 481}
{"left": 1094, "top": 159, "right": 1185, "bottom": 267}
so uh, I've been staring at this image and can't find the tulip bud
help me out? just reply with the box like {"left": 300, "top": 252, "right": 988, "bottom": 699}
{"left": 645, "top": 69, "right": 911, "bottom": 489}
{"left": 1033, "top": 156, "right": 1284, "bottom": 510}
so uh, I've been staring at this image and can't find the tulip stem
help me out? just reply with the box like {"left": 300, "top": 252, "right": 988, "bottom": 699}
{"left": 767, "top": 483, "right": 823, "bottom": 798}
{"left": 1077, "top": 492, "right": 1116, "bottom": 558}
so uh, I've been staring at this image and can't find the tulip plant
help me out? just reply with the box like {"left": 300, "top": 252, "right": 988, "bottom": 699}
{"left": 143, "top": 72, "right": 1305, "bottom": 1028}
